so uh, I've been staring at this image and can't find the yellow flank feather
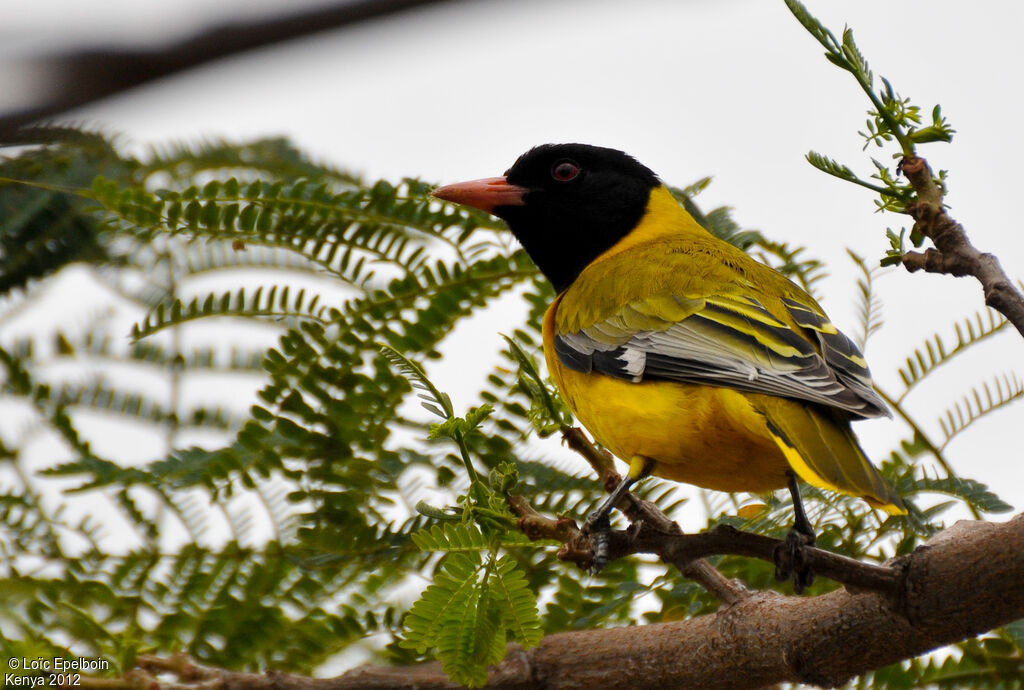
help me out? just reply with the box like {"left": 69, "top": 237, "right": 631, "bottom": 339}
{"left": 544, "top": 185, "right": 906, "bottom": 514}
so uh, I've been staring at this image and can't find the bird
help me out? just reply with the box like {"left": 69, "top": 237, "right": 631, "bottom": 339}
{"left": 432, "top": 143, "right": 905, "bottom": 588}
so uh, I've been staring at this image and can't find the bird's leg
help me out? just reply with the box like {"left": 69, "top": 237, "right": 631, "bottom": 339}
{"left": 774, "top": 472, "right": 817, "bottom": 593}
{"left": 583, "top": 456, "right": 653, "bottom": 573}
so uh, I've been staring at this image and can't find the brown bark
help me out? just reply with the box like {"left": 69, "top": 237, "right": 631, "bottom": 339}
{"left": 118, "top": 515, "right": 1024, "bottom": 690}
{"left": 900, "top": 155, "right": 1024, "bottom": 338}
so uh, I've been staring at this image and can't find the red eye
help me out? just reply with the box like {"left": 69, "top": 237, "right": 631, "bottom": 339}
{"left": 551, "top": 160, "right": 580, "bottom": 182}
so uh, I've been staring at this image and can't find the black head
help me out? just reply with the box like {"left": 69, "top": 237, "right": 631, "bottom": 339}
{"left": 495, "top": 143, "right": 660, "bottom": 292}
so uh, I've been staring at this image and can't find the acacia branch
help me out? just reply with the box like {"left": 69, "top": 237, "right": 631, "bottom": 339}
{"left": 510, "top": 494, "right": 900, "bottom": 598}
{"left": 109, "top": 515, "right": 1024, "bottom": 689}
{"left": 900, "top": 155, "right": 1024, "bottom": 337}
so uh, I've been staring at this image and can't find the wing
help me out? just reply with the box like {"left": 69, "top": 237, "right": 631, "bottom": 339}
{"left": 554, "top": 289, "right": 890, "bottom": 419}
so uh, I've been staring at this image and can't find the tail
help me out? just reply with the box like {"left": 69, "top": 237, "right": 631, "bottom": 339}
{"left": 755, "top": 398, "right": 906, "bottom": 515}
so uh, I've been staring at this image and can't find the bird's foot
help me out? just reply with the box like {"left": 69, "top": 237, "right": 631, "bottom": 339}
{"left": 582, "top": 509, "right": 612, "bottom": 574}
{"left": 579, "top": 472, "right": 641, "bottom": 574}
{"left": 774, "top": 524, "right": 816, "bottom": 593}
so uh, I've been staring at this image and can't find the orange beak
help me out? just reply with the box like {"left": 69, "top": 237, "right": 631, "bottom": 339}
{"left": 431, "top": 176, "right": 528, "bottom": 214}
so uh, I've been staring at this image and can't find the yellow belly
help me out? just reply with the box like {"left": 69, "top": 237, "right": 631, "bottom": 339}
{"left": 554, "top": 363, "right": 789, "bottom": 493}
{"left": 542, "top": 297, "right": 789, "bottom": 494}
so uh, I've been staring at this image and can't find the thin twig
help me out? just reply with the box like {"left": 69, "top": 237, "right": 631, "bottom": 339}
{"left": 560, "top": 426, "right": 617, "bottom": 483}
{"left": 901, "top": 155, "right": 1024, "bottom": 338}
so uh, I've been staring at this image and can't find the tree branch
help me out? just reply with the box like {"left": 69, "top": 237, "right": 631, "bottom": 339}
{"left": 108, "top": 515, "right": 1024, "bottom": 689}
{"left": 900, "top": 155, "right": 1024, "bottom": 338}
{"left": 509, "top": 494, "right": 900, "bottom": 598}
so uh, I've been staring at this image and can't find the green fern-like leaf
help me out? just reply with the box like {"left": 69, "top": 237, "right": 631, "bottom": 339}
{"left": 138, "top": 137, "right": 361, "bottom": 186}
{"left": 131, "top": 285, "right": 333, "bottom": 340}
{"left": 177, "top": 241, "right": 321, "bottom": 278}
{"left": 436, "top": 582, "right": 491, "bottom": 688}
{"left": 401, "top": 527, "right": 540, "bottom": 683}
{"left": 847, "top": 249, "right": 885, "bottom": 352}
{"left": 903, "top": 475, "right": 1012, "bottom": 515}
{"left": 490, "top": 554, "right": 543, "bottom": 648}
{"left": 379, "top": 345, "right": 453, "bottom": 419}
{"left": 807, "top": 151, "right": 860, "bottom": 184}
{"left": 898, "top": 309, "right": 1008, "bottom": 397}
{"left": 411, "top": 523, "right": 490, "bottom": 552}
{"left": 401, "top": 551, "right": 484, "bottom": 654}
{"left": 938, "top": 374, "right": 1024, "bottom": 450}
{"left": 501, "top": 334, "right": 573, "bottom": 435}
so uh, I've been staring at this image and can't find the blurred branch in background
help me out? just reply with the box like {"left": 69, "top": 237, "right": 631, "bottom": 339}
{"left": 0, "top": 0, "right": 456, "bottom": 137}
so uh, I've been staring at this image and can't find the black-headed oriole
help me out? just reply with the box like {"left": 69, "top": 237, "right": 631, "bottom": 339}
{"left": 433, "top": 144, "right": 905, "bottom": 577}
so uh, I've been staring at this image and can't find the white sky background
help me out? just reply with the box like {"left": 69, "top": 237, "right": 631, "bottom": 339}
{"left": 2, "top": 0, "right": 1023, "bottom": 560}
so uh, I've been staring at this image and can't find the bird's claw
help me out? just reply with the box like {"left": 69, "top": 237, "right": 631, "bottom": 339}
{"left": 582, "top": 510, "right": 612, "bottom": 574}
{"left": 773, "top": 525, "right": 816, "bottom": 593}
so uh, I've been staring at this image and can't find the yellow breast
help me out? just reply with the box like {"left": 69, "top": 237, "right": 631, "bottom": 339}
{"left": 542, "top": 296, "right": 790, "bottom": 494}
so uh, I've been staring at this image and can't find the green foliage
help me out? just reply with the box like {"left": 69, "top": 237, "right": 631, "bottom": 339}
{"left": 0, "top": 129, "right": 523, "bottom": 675}
{"left": 785, "top": 0, "right": 954, "bottom": 157}
{"left": 785, "top": 0, "right": 956, "bottom": 270}
{"left": 847, "top": 249, "right": 885, "bottom": 352}
{"left": 1, "top": 118, "right": 1020, "bottom": 690}
{"left": 502, "top": 334, "right": 573, "bottom": 437}
{"left": 379, "top": 349, "right": 543, "bottom": 686}
{"left": 897, "top": 309, "right": 1009, "bottom": 396}
{"left": 399, "top": 546, "right": 542, "bottom": 688}
{"left": 937, "top": 374, "right": 1024, "bottom": 450}
{"left": 131, "top": 284, "right": 334, "bottom": 340}
{"left": 0, "top": 127, "right": 119, "bottom": 292}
